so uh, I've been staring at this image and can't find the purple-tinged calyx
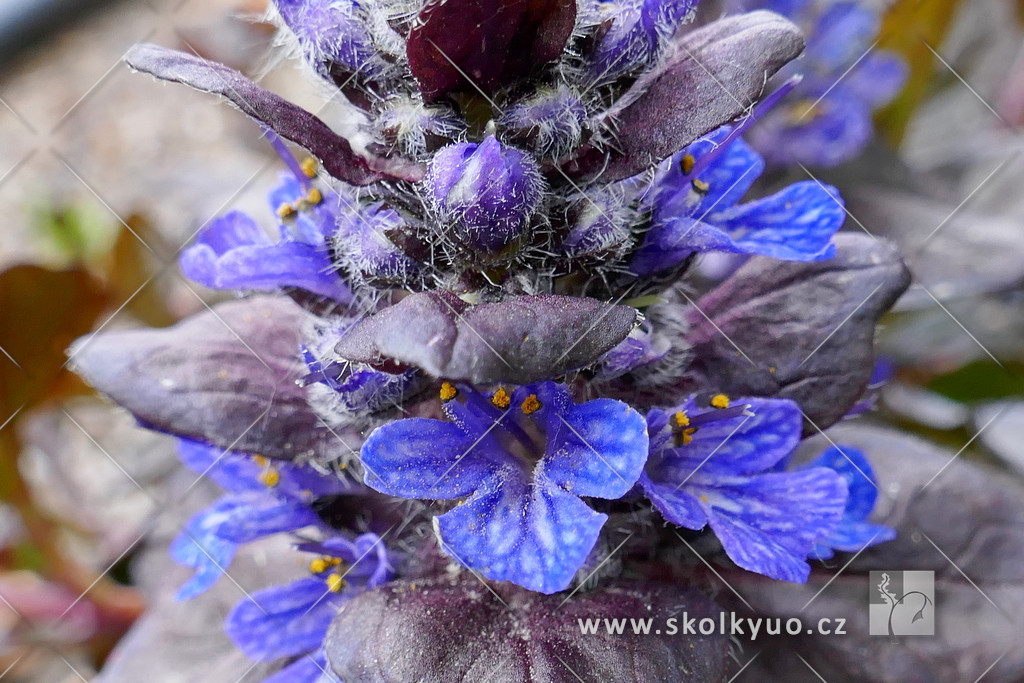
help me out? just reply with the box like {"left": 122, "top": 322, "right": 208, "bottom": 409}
{"left": 425, "top": 136, "right": 544, "bottom": 256}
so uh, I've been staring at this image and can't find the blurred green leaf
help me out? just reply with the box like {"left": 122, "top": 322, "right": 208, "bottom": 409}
{"left": 0, "top": 265, "right": 109, "bottom": 415}
{"left": 31, "top": 202, "right": 116, "bottom": 266}
{"left": 928, "top": 360, "right": 1024, "bottom": 403}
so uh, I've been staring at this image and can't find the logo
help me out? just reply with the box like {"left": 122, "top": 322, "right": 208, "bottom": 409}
{"left": 868, "top": 571, "right": 935, "bottom": 636}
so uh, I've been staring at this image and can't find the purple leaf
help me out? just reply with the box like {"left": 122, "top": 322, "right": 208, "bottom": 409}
{"left": 124, "top": 43, "right": 424, "bottom": 185}
{"left": 681, "top": 233, "right": 910, "bottom": 433}
{"left": 721, "top": 425, "right": 1024, "bottom": 683}
{"left": 325, "top": 576, "right": 728, "bottom": 682}
{"left": 69, "top": 296, "right": 341, "bottom": 461}
{"left": 333, "top": 291, "right": 640, "bottom": 384}
{"left": 407, "top": 0, "right": 576, "bottom": 102}
{"left": 564, "top": 11, "right": 804, "bottom": 182}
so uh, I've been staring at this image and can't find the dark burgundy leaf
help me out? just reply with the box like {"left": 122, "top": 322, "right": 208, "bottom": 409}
{"left": 326, "top": 575, "right": 729, "bottom": 682}
{"left": 680, "top": 234, "right": 910, "bottom": 433}
{"left": 564, "top": 11, "right": 804, "bottom": 182}
{"left": 69, "top": 296, "right": 340, "bottom": 461}
{"left": 124, "top": 43, "right": 424, "bottom": 185}
{"left": 720, "top": 425, "right": 1024, "bottom": 683}
{"left": 333, "top": 291, "right": 639, "bottom": 384}
{"left": 407, "top": 0, "right": 576, "bottom": 102}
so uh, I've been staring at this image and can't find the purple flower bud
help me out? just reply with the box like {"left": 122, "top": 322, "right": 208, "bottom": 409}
{"left": 561, "top": 189, "right": 634, "bottom": 261}
{"left": 585, "top": 0, "right": 698, "bottom": 83}
{"left": 425, "top": 136, "right": 544, "bottom": 255}
{"left": 273, "top": 0, "right": 387, "bottom": 85}
{"left": 499, "top": 85, "right": 588, "bottom": 160}
{"left": 334, "top": 202, "right": 421, "bottom": 285}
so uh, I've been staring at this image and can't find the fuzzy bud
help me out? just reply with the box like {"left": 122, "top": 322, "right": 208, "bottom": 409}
{"left": 334, "top": 202, "right": 420, "bottom": 286}
{"left": 499, "top": 85, "right": 587, "bottom": 160}
{"left": 562, "top": 190, "right": 634, "bottom": 261}
{"left": 425, "top": 136, "right": 544, "bottom": 255}
{"left": 274, "top": 0, "right": 387, "bottom": 85}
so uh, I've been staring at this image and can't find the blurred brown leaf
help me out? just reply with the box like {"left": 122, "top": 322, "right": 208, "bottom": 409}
{"left": 0, "top": 265, "right": 109, "bottom": 416}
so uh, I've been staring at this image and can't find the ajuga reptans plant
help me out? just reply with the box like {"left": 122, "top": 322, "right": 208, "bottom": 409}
{"left": 72, "top": 0, "right": 910, "bottom": 679}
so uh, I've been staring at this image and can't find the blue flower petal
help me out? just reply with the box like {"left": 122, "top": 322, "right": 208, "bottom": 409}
{"left": 225, "top": 576, "right": 342, "bottom": 661}
{"left": 845, "top": 52, "right": 908, "bottom": 106}
{"left": 648, "top": 398, "right": 804, "bottom": 479}
{"left": 755, "top": 88, "right": 873, "bottom": 168}
{"left": 692, "top": 134, "right": 765, "bottom": 213}
{"left": 799, "top": 445, "right": 897, "bottom": 558}
{"left": 169, "top": 493, "right": 318, "bottom": 600}
{"left": 360, "top": 417, "right": 502, "bottom": 499}
{"left": 707, "top": 180, "right": 844, "bottom": 261}
{"left": 169, "top": 511, "right": 239, "bottom": 600}
{"left": 701, "top": 468, "right": 847, "bottom": 582}
{"left": 541, "top": 398, "right": 648, "bottom": 499}
{"left": 637, "top": 471, "right": 707, "bottom": 529}
{"left": 805, "top": 2, "right": 878, "bottom": 71}
{"left": 180, "top": 211, "right": 349, "bottom": 300}
{"left": 435, "top": 470, "right": 607, "bottom": 594}
{"left": 176, "top": 439, "right": 260, "bottom": 493}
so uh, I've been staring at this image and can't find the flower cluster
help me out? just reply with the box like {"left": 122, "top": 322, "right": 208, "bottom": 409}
{"left": 73, "top": 0, "right": 912, "bottom": 678}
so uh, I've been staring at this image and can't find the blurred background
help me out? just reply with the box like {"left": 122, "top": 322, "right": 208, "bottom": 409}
{"left": 1, "top": 0, "right": 1023, "bottom": 680}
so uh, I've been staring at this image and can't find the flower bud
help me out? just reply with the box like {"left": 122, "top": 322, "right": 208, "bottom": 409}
{"left": 499, "top": 85, "right": 587, "bottom": 160}
{"left": 273, "top": 0, "right": 387, "bottom": 85}
{"left": 562, "top": 190, "right": 633, "bottom": 261}
{"left": 334, "top": 202, "right": 420, "bottom": 286}
{"left": 585, "top": 0, "right": 698, "bottom": 84}
{"left": 425, "top": 136, "right": 544, "bottom": 255}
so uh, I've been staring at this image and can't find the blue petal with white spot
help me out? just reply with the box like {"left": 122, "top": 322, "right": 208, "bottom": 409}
{"left": 360, "top": 382, "right": 648, "bottom": 593}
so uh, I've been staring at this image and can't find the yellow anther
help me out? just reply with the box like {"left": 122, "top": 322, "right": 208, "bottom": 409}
{"left": 521, "top": 394, "right": 541, "bottom": 415}
{"left": 672, "top": 410, "right": 690, "bottom": 428}
{"left": 439, "top": 382, "right": 458, "bottom": 402}
{"left": 674, "top": 427, "right": 697, "bottom": 447}
{"left": 699, "top": 494, "right": 709, "bottom": 502}
{"left": 309, "top": 558, "right": 329, "bottom": 574}
{"left": 252, "top": 455, "right": 269, "bottom": 467}
{"left": 691, "top": 178, "right": 710, "bottom": 194}
{"left": 325, "top": 573, "right": 346, "bottom": 593}
{"left": 300, "top": 157, "right": 318, "bottom": 178}
{"left": 306, "top": 187, "right": 323, "bottom": 206}
{"left": 710, "top": 394, "right": 730, "bottom": 409}
{"left": 258, "top": 469, "right": 280, "bottom": 487}
{"left": 329, "top": 557, "right": 343, "bottom": 566}
{"left": 681, "top": 154, "right": 696, "bottom": 175}
{"left": 490, "top": 386, "right": 511, "bottom": 409}
{"left": 276, "top": 203, "right": 297, "bottom": 220}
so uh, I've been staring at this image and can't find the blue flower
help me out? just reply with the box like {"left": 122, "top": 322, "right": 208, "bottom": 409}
{"left": 745, "top": 1, "right": 908, "bottom": 167}
{"left": 225, "top": 533, "right": 391, "bottom": 666}
{"left": 793, "top": 444, "right": 896, "bottom": 560}
{"left": 630, "top": 126, "right": 845, "bottom": 276}
{"left": 180, "top": 173, "right": 350, "bottom": 301}
{"left": 639, "top": 396, "right": 847, "bottom": 582}
{"left": 169, "top": 440, "right": 357, "bottom": 600}
{"left": 360, "top": 381, "right": 649, "bottom": 593}
{"left": 425, "top": 136, "right": 544, "bottom": 256}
